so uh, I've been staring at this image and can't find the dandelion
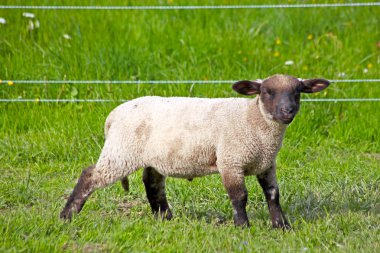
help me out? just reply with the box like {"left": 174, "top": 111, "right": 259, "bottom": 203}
{"left": 35, "top": 98, "right": 40, "bottom": 103}
{"left": 275, "top": 38, "right": 281, "bottom": 45}
{"left": 167, "top": 0, "right": 174, "bottom": 4}
{"left": 7, "top": 81, "right": 14, "bottom": 86}
{"left": 22, "top": 12, "right": 35, "bottom": 18}
{"left": 367, "top": 63, "right": 373, "bottom": 69}
{"left": 274, "top": 51, "right": 280, "bottom": 57}
{"left": 0, "top": 80, "right": 2, "bottom": 84}
{"left": 285, "top": 60, "right": 294, "bottom": 66}
{"left": 307, "top": 34, "right": 313, "bottom": 40}
{"left": 0, "top": 17, "right": 6, "bottom": 24}
{"left": 63, "top": 34, "right": 71, "bottom": 40}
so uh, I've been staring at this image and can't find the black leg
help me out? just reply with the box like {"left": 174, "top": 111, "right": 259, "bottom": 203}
{"left": 142, "top": 167, "right": 172, "bottom": 220}
{"left": 257, "top": 168, "right": 291, "bottom": 230}
{"left": 121, "top": 176, "right": 129, "bottom": 191}
{"left": 221, "top": 171, "right": 249, "bottom": 227}
{"left": 60, "top": 165, "right": 97, "bottom": 220}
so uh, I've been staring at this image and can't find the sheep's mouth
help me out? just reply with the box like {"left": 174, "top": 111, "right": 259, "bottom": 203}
{"left": 280, "top": 118, "right": 294, "bottom": 124}
{"left": 276, "top": 115, "right": 295, "bottom": 124}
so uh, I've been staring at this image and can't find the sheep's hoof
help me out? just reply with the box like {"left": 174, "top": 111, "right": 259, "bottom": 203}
{"left": 273, "top": 220, "right": 292, "bottom": 231}
{"left": 60, "top": 208, "right": 73, "bottom": 221}
{"left": 154, "top": 209, "right": 173, "bottom": 221}
{"left": 234, "top": 219, "right": 250, "bottom": 228}
{"left": 282, "top": 223, "right": 292, "bottom": 231}
{"left": 164, "top": 210, "right": 173, "bottom": 220}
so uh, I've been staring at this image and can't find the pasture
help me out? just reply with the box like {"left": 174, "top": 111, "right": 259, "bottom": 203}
{"left": 0, "top": 0, "right": 379, "bottom": 252}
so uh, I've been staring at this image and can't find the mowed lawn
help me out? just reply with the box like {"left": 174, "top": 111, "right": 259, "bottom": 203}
{"left": 0, "top": 0, "right": 379, "bottom": 252}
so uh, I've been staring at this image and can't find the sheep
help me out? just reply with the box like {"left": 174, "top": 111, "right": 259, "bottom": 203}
{"left": 60, "top": 74, "right": 330, "bottom": 229}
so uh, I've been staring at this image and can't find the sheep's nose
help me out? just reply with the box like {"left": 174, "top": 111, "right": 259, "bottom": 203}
{"left": 281, "top": 106, "right": 295, "bottom": 114}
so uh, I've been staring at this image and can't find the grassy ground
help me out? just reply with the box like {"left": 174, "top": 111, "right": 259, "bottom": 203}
{"left": 1, "top": 0, "right": 379, "bottom": 252}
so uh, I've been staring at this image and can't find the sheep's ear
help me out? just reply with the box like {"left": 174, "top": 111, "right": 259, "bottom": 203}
{"left": 300, "top": 78, "right": 330, "bottom": 93}
{"left": 232, "top": 80, "right": 262, "bottom": 96}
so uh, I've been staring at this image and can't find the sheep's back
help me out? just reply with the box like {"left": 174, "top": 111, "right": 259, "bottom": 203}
{"left": 102, "top": 96, "right": 253, "bottom": 176}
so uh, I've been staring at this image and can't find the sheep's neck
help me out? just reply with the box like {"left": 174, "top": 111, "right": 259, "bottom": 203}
{"left": 253, "top": 97, "right": 287, "bottom": 140}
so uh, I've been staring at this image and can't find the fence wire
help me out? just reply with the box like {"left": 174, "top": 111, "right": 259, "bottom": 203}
{"left": 2, "top": 79, "right": 380, "bottom": 85}
{"left": 1, "top": 3, "right": 379, "bottom": 103}
{"left": 1, "top": 79, "right": 379, "bottom": 102}
{"left": 1, "top": 98, "right": 380, "bottom": 103}
{"left": 1, "top": 3, "right": 379, "bottom": 10}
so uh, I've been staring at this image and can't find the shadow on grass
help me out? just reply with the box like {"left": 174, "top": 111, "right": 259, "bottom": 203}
{"left": 163, "top": 185, "right": 380, "bottom": 227}
{"left": 110, "top": 175, "right": 379, "bottom": 227}
{"left": 185, "top": 209, "right": 230, "bottom": 225}
{"left": 288, "top": 188, "right": 380, "bottom": 222}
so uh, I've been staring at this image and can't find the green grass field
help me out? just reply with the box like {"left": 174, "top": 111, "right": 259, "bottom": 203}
{"left": 1, "top": 0, "right": 379, "bottom": 252}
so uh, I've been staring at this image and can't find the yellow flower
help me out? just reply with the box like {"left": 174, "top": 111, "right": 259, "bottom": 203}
{"left": 7, "top": 81, "right": 14, "bottom": 86}
{"left": 275, "top": 38, "right": 281, "bottom": 45}
{"left": 35, "top": 98, "right": 40, "bottom": 103}
{"left": 367, "top": 63, "right": 373, "bottom": 69}
{"left": 307, "top": 34, "right": 313, "bottom": 40}
{"left": 167, "top": 0, "right": 174, "bottom": 4}
{"left": 243, "top": 57, "right": 248, "bottom": 62}
{"left": 274, "top": 51, "right": 280, "bottom": 57}
{"left": 0, "top": 80, "right": 2, "bottom": 84}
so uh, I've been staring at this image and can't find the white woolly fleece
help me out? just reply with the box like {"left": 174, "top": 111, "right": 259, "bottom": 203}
{"left": 92, "top": 96, "right": 286, "bottom": 186}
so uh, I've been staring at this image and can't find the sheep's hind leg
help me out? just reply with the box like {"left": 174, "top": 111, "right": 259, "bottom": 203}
{"left": 257, "top": 167, "right": 291, "bottom": 230}
{"left": 121, "top": 176, "right": 129, "bottom": 191}
{"left": 143, "top": 167, "right": 172, "bottom": 220}
{"left": 60, "top": 164, "right": 100, "bottom": 220}
{"left": 60, "top": 162, "right": 133, "bottom": 221}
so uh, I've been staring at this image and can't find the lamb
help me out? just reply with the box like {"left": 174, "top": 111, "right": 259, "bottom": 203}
{"left": 60, "top": 74, "right": 330, "bottom": 229}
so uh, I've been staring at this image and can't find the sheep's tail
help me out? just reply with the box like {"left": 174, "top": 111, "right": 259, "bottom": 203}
{"left": 121, "top": 176, "right": 129, "bottom": 192}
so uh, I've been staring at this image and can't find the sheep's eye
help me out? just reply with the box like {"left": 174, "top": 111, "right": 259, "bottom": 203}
{"left": 263, "top": 89, "right": 273, "bottom": 97}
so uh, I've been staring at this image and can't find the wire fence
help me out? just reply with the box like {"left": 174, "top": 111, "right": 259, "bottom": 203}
{"left": 2, "top": 79, "right": 380, "bottom": 85}
{"left": 1, "top": 98, "right": 380, "bottom": 103}
{"left": 1, "top": 79, "right": 379, "bottom": 102}
{"left": 1, "top": 3, "right": 379, "bottom": 103}
{"left": 1, "top": 2, "right": 379, "bottom": 10}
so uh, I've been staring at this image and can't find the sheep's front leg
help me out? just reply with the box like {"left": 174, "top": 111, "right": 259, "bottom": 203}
{"left": 221, "top": 170, "right": 249, "bottom": 227}
{"left": 143, "top": 167, "right": 172, "bottom": 220}
{"left": 257, "top": 167, "right": 291, "bottom": 230}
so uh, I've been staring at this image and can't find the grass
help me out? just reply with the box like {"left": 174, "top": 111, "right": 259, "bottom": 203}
{"left": 0, "top": 0, "right": 379, "bottom": 252}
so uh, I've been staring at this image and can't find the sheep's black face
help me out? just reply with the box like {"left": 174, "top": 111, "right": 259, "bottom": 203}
{"left": 260, "top": 76, "right": 301, "bottom": 124}
{"left": 232, "top": 74, "right": 330, "bottom": 125}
